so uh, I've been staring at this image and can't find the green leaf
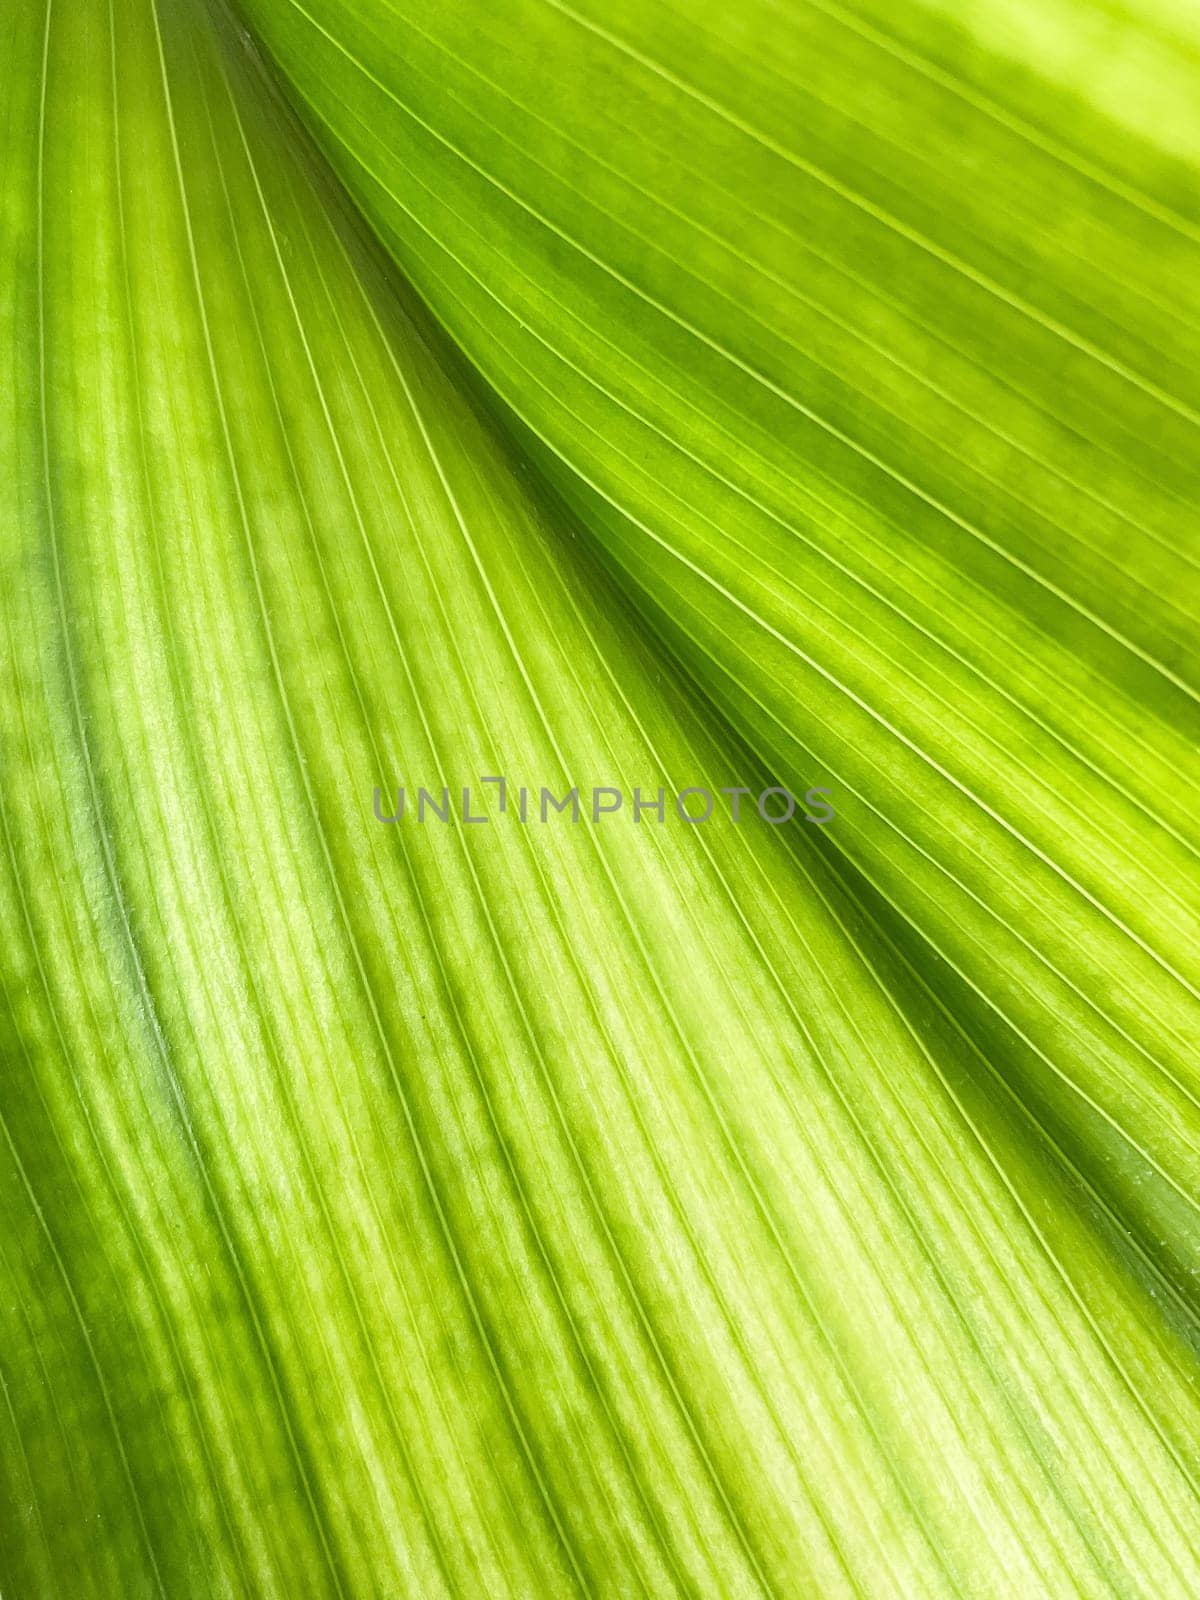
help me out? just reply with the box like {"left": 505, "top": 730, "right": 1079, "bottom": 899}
{"left": 2, "top": 0, "right": 1199, "bottom": 1594}
{"left": 229, "top": 0, "right": 1200, "bottom": 1374}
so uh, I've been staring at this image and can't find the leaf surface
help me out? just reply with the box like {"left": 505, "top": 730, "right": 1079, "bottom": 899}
{"left": 2, "top": 0, "right": 1199, "bottom": 1594}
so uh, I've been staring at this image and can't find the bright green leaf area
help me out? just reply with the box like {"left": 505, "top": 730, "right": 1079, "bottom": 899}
{"left": 1, "top": 0, "right": 1198, "bottom": 1593}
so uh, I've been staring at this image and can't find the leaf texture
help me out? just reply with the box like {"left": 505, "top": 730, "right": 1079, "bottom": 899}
{"left": 0, "top": 0, "right": 1198, "bottom": 1595}
{"left": 229, "top": 0, "right": 1200, "bottom": 1372}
